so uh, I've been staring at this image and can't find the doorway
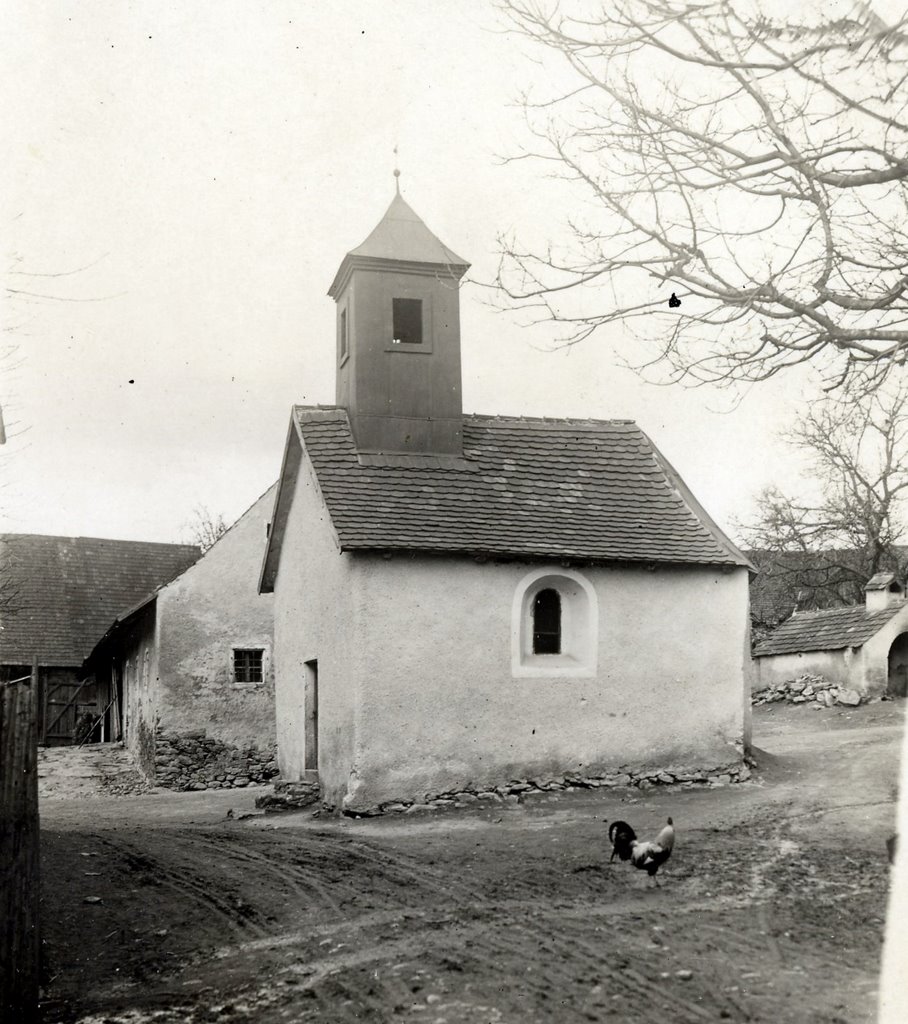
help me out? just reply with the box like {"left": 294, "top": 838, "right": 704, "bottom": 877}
{"left": 887, "top": 633, "right": 908, "bottom": 697}
{"left": 304, "top": 660, "right": 318, "bottom": 771}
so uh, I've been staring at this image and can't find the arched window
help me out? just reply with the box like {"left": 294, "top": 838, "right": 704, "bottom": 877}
{"left": 511, "top": 569, "right": 598, "bottom": 677}
{"left": 533, "top": 588, "right": 561, "bottom": 654}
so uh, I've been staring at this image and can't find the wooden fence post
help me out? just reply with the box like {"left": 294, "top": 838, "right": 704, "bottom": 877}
{"left": 0, "top": 658, "right": 41, "bottom": 1023}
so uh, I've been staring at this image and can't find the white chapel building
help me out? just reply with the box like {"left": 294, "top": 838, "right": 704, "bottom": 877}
{"left": 260, "top": 191, "right": 753, "bottom": 813}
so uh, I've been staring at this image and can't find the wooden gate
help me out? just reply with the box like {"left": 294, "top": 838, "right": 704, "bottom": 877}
{"left": 39, "top": 672, "right": 101, "bottom": 746}
{"left": 0, "top": 661, "right": 40, "bottom": 1022}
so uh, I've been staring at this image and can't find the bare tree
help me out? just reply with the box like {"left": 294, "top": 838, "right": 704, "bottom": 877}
{"left": 742, "top": 380, "right": 908, "bottom": 624}
{"left": 185, "top": 506, "right": 228, "bottom": 553}
{"left": 497, "top": 0, "right": 908, "bottom": 389}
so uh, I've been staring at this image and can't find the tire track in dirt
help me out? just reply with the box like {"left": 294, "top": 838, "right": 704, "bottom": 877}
{"left": 175, "top": 832, "right": 347, "bottom": 913}
{"left": 183, "top": 894, "right": 775, "bottom": 1024}
{"left": 320, "top": 834, "right": 486, "bottom": 903}
{"left": 94, "top": 834, "right": 269, "bottom": 940}
{"left": 63, "top": 876, "right": 885, "bottom": 1024}
{"left": 204, "top": 827, "right": 485, "bottom": 907}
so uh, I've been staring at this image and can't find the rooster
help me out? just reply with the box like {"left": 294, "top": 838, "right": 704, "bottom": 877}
{"left": 608, "top": 817, "right": 675, "bottom": 885}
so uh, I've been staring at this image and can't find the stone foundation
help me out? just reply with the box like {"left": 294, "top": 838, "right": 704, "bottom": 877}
{"left": 256, "top": 759, "right": 753, "bottom": 817}
{"left": 153, "top": 729, "right": 278, "bottom": 790}
{"left": 340, "top": 760, "right": 752, "bottom": 816}
{"left": 255, "top": 777, "right": 321, "bottom": 812}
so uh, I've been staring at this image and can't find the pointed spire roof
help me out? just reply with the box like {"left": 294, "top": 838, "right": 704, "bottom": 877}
{"left": 329, "top": 193, "right": 469, "bottom": 298}
{"left": 350, "top": 193, "right": 468, "bottom": 265}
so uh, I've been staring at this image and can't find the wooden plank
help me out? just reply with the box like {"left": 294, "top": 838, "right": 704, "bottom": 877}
{"left": 40, "top": 668, "right": 48, "bottom": 746}
{"left": 0, "top": 658, "right": 40, "bottom": 1022}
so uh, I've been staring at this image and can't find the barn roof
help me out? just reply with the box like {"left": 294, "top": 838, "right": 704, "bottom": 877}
{"left": 752, "top": 603, "right": 906, "bottom": 657}
{"left": 260, "top": 407, "right": 751, "bottom": 591}
{"left": 0, "top": 534, "right": 200, "bottom": 667}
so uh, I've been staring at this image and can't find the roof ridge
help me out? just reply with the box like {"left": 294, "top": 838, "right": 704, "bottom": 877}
{"left": 464, "top": 413, "right": 638, "bottom": 428}
{"left": 788, "top": 604, "right": 878, "bottom": 619}
{"left": 1, "top": 533, "right": 199, "bottom": 549}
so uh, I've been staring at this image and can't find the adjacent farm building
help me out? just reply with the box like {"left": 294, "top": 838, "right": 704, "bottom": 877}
{"left": 260, "top": 192, "right": 755, "bottom": 813}
{"left": 83, "top": 486, "right": 277, "bottom": 789}
{"left": 753, "top": 572, "right": 908, "bottom": 698}
{"left": 0, "top": 534, "right": 199, "bottom": 744}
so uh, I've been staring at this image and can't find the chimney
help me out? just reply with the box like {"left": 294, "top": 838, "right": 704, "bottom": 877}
{"left": 864, "top": 573, "right": 904, "bottom": 612}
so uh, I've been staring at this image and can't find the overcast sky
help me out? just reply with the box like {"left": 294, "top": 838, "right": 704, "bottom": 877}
{"left": 3, "top": 0, "right": 866, "bottom": 545}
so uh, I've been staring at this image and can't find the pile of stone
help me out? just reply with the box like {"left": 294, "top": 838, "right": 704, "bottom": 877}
{"left": 752, "top": 673, "right": 862, "bottom": 709}
{"left": 255, "top": 778, "right": 321, "bottom": 812}
{"left": 154, "top": 730, "right": 279, "bottom": 791}
{"left": 327, "top": 760, "right": 754, "bottom": 818}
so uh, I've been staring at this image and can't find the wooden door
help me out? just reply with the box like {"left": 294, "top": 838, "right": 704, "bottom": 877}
{"left": 304, "top": 660, "right": 318, "bottom": 771}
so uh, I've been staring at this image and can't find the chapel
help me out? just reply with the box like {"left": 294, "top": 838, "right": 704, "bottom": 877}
{"left": 260, "top": 190, "right": 753, "bottom": 812}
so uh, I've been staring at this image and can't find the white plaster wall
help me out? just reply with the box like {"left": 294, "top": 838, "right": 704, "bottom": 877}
{"left": 343, "top": 557, "right": 751, "bottom": 809}
{"left": 118, "top": 603, "right": 160, "bottom": 775}
{"left": 860, "top": 603, "right": 908, "bottom": 695}
{"left": 155, "top": 486, "right": 276, "bottom": 749}
{"left": 753, "top": 648, "right": 857, "bottom": 691}
{"left": 272, "top": 442, "right": 359, "bottom": 799}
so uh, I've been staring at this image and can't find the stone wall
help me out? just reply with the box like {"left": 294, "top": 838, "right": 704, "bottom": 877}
{"left": 257, "top": 757, "right": 754, "bottom": 817}
{"left": 153, "top": 729, "right": 278, "bottom": 791}
{"left": 337, "top": 759, "right": 753, "bottom": 817}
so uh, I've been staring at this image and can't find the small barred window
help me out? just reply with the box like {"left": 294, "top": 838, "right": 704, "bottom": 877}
{"left": 233, "top": 648, "right": 264, "bottom": 683}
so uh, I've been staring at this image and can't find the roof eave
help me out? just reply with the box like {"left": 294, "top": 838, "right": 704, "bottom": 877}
{"left": 328, "top": 254, "right": 470, "bottom": 300}
{"left": 641, "top": 432, "right": 755, "bottom": 573}
{"left": 337, "top": 543, "right": 747, "bottom": 569}
{"left": 82, "top": 594, "right": 159, "bottom": 672}
{"left": 259, "top": 416, "right": 305, "bottom": 594}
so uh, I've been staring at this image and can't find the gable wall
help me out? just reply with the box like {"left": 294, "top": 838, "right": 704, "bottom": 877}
{"left": 273, "top": 443, "right": 359, "bottom": 798}
{"left": 860, "top": 603, "right": 908, "bottom": 694}
{"left": 155, "top": 487, "right": 276, "bottom": 751}
{"left": 340, "top": 556, "right": 751, "bottom": 810}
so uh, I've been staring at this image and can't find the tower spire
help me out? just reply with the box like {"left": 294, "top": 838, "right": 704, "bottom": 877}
{"left": 393, "top": 144, "right": 401, "bottom": 194}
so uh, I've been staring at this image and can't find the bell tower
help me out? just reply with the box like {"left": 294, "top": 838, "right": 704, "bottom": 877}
{"left": 327, "top": 189, "right": 470, "bottom": 455}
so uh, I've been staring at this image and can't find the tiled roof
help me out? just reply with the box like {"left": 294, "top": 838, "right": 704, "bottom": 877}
{"left": 864, "top": 572, "right": 901, "bottom": 592}
{"left": 752, "top": 603, "right": 905, "bottom": 657}
{"left": 0, "top": 535, "right": 200, "bottom": 666}
{"left": 288, "top": 408, "right": 749, "bottom": 567}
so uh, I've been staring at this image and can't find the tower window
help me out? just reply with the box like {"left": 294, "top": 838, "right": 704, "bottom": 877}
{"left": 392, "top": 297, "right": 423, "bottom": 345}
{"left": 340, "top": 308, "right": 348, "bottom": 362}
{"left": 532, "top": 589, "right": 561, "bottom": 654}
{"left": 233, "top": 648, "right": 264, "bottom": 683}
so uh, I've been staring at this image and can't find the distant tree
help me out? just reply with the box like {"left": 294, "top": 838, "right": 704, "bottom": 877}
{"left": 497, "top": 0, "right": 908, "bottom": 390}
{"left": 741, "top": 381, "right": 908, "bottom": 625}
{"left": 186, "top": 506, "right": 228, "bottom": 552}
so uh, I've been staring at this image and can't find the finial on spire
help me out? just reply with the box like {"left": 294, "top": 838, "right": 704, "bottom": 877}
{"left": 393, "top": 144, "right": 401, "bottom": 194}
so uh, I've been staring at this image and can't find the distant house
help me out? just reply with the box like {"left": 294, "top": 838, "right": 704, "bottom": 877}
{"left": 0, "top": 534, "right": 199, "bottom": 744}
{"left": 752, "top": 573, "right": 908, "bottom": 697}
{"left": 260, "top": 191, "right": 754, "bottom": 814}
{"left": 83, "top": 485, "right": 277, "bottom": 789}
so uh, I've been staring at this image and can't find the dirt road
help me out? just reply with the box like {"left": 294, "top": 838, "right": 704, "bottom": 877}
{"left": 39, "top": 702, "right": 903, "bottom": 1023}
